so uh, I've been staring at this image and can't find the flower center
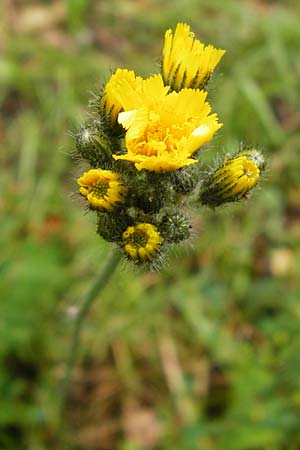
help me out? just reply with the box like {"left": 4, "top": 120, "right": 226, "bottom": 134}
{"left": 125, "top": 229, "right": 149, "bottom": 249}
{"left": 146, "top": 125, "right": 165, "bottom": 142}
{"left": 92, "top": 180, "right": 109, "bottom": 198}
{"left": 145, "top": 113, "right": 165, "bottom": 142}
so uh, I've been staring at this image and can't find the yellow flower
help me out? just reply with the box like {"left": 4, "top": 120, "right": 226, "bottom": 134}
{"left": 112, "top": 74, "right": 222, "bottom": 171}
{"left": 162, "top": 23, "right": 225, "bottom": 91}
{"left": 77, "top": 168, "right": 127, "bottom": 211}
{"left": 200, "top": 150, "right": 264, "bottom": 206}
{"left": 101, "top": 69, "right": 142, "bottom": 125}
{"left": 123, "top": 223, "right": 162, "bottom": 261}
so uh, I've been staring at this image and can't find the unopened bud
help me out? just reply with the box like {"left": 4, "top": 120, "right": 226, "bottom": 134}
{"left": 75, "top": 120, "right": 117, "bottom": 168}
{"left": 200, "top": 149, "right": 265, "bottom": 207}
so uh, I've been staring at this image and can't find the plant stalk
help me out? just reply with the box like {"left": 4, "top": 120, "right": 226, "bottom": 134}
{"left": 60, "top": 250, "right": 121, "bottom": 416}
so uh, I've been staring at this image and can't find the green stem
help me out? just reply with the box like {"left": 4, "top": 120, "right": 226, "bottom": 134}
{"left": 60, "top": 250, "right": 121, "bottom": 416}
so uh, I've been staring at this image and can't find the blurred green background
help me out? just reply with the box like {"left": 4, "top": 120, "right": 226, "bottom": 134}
{"left": 1, "top": 0, "right": 300, "bottom": 449}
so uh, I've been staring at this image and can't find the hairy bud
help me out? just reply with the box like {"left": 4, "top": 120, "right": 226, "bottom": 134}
{"left": 200, "top": 149, "right": 265, "bottom": 207}
{"left": 160, "top": 212, "right": 191, "bottom": 243}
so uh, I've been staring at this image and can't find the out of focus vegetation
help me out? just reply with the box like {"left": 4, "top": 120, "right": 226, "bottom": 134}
{"left": 1, "top": 1, "right": 300, "bottom": 449}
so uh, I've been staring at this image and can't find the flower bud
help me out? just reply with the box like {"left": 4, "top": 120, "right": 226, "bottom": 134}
{"left": 200, "top": 149, "right": 264, "bottom": 207}
{"left": 162, "top": 23, "right": 225, "bottom": 91}
{"left": 160, "top": 212, "right": 191, "bottom": 243}
{"left": 97, "top": 212, "right": 130, "bottom": 242}
{"left": 171, "top": 166, "right": 199, "bottom": 194}
{"left": 75, "top": 121, "right": 114, "bottom": 168}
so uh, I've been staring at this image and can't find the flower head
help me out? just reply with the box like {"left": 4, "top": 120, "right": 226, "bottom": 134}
{"left": 77, "top": 168, "right": 127, "bottom": 211}
{"left": 101, "top": 69, "right": 142, "bottom": 125}
{"left": 112, "top": 74, "right": 222, "bottom": 171}
{"left": 200, "top": 149, "right": 264, "bottom": 206}
{"left": 162, "top": 23, "right": 225, "bottom": 91}
{"left": 122, "top": 223, "right": 162, "bottom": 261}
{"left": 73, "top": 22, "right": 267, "bottom": 268}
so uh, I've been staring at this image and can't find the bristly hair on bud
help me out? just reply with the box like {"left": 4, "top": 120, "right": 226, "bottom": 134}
{"left": 199, "top": 148, "right": 265, "bottom": 207}
{"left": 75, "top": 119, "right": 122, "bottom": 168}
{"left": 159, "top": 211, "right": 191, "bottom": 243}
{"left": 97, "top": 211, "right": 132, "bottom": 242}
{"left": 170, "top": 165, "right": 200, "bottom": 194}
{"left": 237, "top": 148, "right": 266, "bottom": 172}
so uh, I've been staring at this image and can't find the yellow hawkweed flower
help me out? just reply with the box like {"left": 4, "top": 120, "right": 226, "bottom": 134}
{"left": 77, "top": 169, "right": 127, "bottom": 211}
{"left": 101, "top": 69, "right": 142, "bottom": 125}
{"left": 162, "top": 23, "right": 225, "bottom": 91}
{"left": 122, "top": 223, "right": 162, "bottom": 261}
{"left": 112, "top": 74, "right": 222, "bottom": 171}
{"left": 200, "top": 150, "right": 264, "bottom": 206}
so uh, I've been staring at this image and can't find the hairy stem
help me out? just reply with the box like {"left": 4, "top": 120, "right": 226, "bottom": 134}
{"left": 60, "top": 250, "right": 121, "bottom": 416}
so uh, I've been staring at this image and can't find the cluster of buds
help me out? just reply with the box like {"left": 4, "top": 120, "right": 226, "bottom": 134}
{"left": 74, "top": 23, "right": 265, "bottom": 268}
